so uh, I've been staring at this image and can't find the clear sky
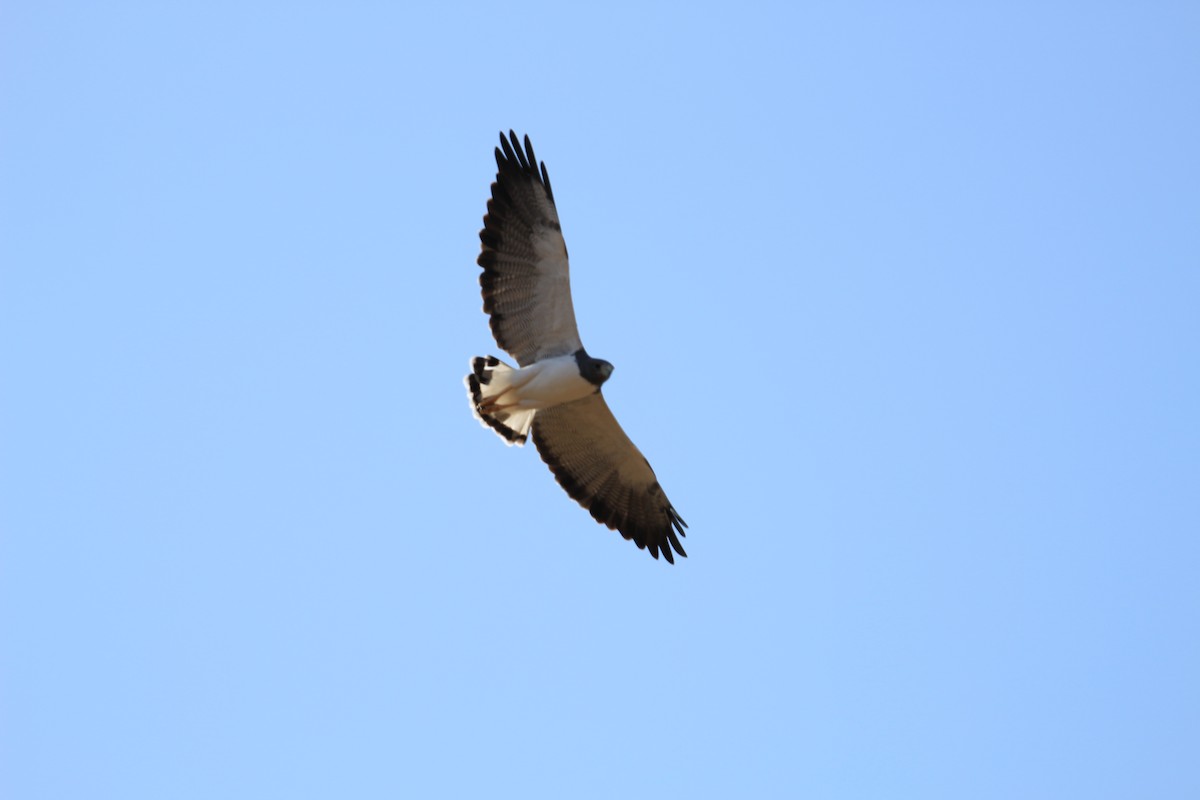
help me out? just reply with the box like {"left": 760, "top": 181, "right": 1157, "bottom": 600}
{"left": 2, "top": 2, "right": 1198, "bottom": 798}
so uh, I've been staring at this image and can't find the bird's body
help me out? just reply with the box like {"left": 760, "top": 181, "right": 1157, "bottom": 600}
{"left": 467, "top": 350, "right": 609, "bottom": 444}
{"left": 464, "top": 131, "right": 687, "bottom": 563}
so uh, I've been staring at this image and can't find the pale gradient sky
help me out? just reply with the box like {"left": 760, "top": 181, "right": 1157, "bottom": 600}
{"left": 3, "top": 2, "right": 1198, "bottom": 798}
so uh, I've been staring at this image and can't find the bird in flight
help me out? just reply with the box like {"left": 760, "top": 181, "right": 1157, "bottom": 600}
{"left": 464, "top": 131, "right": 688, "bottom": 563}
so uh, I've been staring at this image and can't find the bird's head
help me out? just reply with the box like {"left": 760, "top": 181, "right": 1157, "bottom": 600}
{"left": 575, "top": 349, "right": 614, "bottom": 387}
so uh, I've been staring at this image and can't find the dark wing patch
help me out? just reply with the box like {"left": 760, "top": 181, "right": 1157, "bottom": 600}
{"left": 477, "top": 131, "right": 583, "bottom": 367}
{"left": 532, "top": 393, "right": 688, "bottom": 563}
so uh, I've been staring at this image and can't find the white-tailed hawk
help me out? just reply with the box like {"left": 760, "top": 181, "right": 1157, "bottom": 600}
{"left": 464, "top": 131, "right": 688, "bottom": 563}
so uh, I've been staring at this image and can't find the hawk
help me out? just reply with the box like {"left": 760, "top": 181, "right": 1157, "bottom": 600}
{"left": 464, "top": 131, "right": 688, "bottom": 563}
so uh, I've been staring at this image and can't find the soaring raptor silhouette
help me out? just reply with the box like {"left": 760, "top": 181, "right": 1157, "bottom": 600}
{"left": 464, "top": 131, "right": 688, "bottom": 563}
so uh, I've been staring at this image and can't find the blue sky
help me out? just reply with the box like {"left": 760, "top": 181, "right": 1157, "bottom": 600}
{"left": 2, "top": 2, "right": 1198, "bottom": 797}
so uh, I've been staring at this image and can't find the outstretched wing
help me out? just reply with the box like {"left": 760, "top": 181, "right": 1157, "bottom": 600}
{"left": 477, "top": 131, "right": 583, "bottom": 367}
{"left": 532, "top": 393, "right": 688, "bottom": 563}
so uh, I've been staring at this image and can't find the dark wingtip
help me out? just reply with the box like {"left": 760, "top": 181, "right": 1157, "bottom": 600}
{"left": 522, "top": 134, "right": 536, "bottom": 169}
{"left": 489, "top": 130, "right": 553, "bottom": 202}
{"left": 508, "top": 130, "right": 528, "bottom": 170}
{"left": 540, "top": 161, "right": 554, "bottom": 201}
{"left": 664, "top": 504, "right": 688, "bottom": 562}
{"left": 667, "top": 527, "right": 687, "bottom": 560}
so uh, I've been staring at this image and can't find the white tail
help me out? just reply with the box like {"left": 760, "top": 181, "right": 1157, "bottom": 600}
{"left": 464, "top": 356, "right": 535, "bottom": 446}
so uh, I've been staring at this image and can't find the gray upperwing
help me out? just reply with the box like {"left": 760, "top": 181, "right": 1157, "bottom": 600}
{"left": 530, "top": 393, "right": 687, "bottom": 563}
{"left": 477, "top": 131, "right": 583, "bottom": 367}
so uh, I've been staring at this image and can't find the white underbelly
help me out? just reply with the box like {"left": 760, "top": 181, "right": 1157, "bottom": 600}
{"left": 509, "top": 354, "right": 596, "bottom": 410}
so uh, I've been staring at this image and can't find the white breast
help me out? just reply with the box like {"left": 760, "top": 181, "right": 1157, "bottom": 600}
{"left": 507, "top": 354, "right": 597, "bottom": 410}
